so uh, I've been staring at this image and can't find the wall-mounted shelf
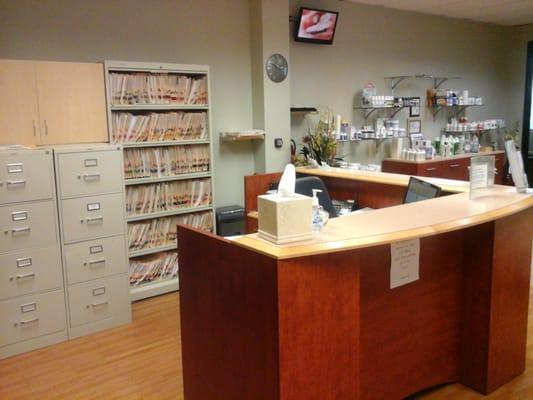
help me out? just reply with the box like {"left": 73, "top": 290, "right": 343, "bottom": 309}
{"left": 290, "top": 106, "right": 318, "bottom": 114}
{"left": 430, "top": 103, "right": 483, "bottom": 117}
{"left": 354, "top": 105, "right": 408, "bottom": 120}
{"left": 220, "top": 130, "right": 265, "bottom": 141}
{"left": 384, "top": 74, "right": 462, "bottom": 93}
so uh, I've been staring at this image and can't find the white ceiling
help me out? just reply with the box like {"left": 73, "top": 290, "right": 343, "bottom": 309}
{"left": 348, "top": 0, "right": 533, "bottom": 26}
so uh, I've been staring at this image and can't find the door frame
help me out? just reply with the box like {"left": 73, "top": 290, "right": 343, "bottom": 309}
{"left": 521, "top": 41, "right": 533, "bottom": 179}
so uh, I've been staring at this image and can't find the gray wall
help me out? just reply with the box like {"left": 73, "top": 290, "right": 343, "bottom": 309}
{"left": 289, "top": 0, "right": 515, "bottom": 164}
{"left": 0, "top": 0, "right": 255, "bottom": 207}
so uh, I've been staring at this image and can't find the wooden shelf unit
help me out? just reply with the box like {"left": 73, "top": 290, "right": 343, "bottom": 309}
{"left": 104, "top": 61, "right": 216, "bottom": 301}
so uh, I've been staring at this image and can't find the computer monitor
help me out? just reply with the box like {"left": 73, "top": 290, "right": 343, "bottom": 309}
{"left": 403, "top": 177, "right": 442, "bottom": 204}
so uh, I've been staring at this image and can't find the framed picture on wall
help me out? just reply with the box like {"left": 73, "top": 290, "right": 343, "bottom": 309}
{"left": 408, "top": 119, "right": 422, "bottom": 134}
{"left": 409, "top": 97, "right": 421, "bottom": 117}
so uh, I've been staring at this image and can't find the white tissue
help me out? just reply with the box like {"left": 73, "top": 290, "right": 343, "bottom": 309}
{"left": 278, "top": 164, "right": 296, "bottom": 197}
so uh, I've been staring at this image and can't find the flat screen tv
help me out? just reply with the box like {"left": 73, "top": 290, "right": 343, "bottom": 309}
{"left": 294, "top": 7, "right": 339, "bottom": 45}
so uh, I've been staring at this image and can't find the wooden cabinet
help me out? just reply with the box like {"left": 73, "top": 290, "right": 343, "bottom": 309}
{"left": 0, "top": 60, "right": 40, "bottom": 145}
{"left": 0, "top": 60, "right": 107, "bottom": 146}
{"left": 382, "top": 151, "right": 505, "bottom": 184}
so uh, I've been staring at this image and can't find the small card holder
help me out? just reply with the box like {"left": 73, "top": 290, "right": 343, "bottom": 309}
{"left": 89, "top": 245, "right": 103, "bottom": 254}
{"left": 84, "top": 159, "right": 98, "bottom": 167}
{"left": 7, "top": 163, "right": 23, "bottom": 173}
{"left": 92, "top": 287, "right": 106, "bottom": 296}
{"left": 21, "top": 303, "right": 37, "bottom": 313}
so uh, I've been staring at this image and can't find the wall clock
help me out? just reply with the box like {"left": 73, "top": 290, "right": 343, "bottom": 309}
{"left": 265, "top": 53, "right": 288, "bottom": 83}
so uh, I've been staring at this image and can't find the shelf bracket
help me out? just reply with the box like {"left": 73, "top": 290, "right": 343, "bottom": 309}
{"left": 390, "top": 107, "right": 404, "bottom": 118}
{"left": 433, "top": 77, "right": 448, "bottom": 89}
{"left": 363, "top": 108, "right": 377, "bottom": 120}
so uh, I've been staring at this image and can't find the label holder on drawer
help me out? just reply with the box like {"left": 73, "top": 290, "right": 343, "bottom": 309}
{"left": 16, "top": 257, "right": 32, "bottom": 268}
{"left": 20, "top": 303, "right": 37, "bottom": 313}
{"left": 89, "top": 245, "right": 104, "bottom": 254}
{"left": 7, "top": 163, "right": 23, "bottom": 173}
{"left": 84, "top": 159, "right": 98, "bottom": 167}
{"left": 92, "top": 287, "right": 106, "bottom": 296}
{"left": 11, "top": 211, "right": 28, "bottom": 221}
{"left": 87, "top": 202, "right": 101, "bottom": 212}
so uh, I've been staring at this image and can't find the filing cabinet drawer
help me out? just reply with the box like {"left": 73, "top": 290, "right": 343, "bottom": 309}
{"left": 0, "top": 246, "right": 62, "bottom": 301}
{"left": 64, "top": 236, "right": 128, "bottom": 284}
{"left": 0, "top": 151, "right": 54, "bottom": 204}
{"left": 0, "top": 290, "right": 66, "bottom": 347}
{"left": 0, "top": 201, "right": 57, "bottom": 253}
{"left": 61, "top": 193, "right": 125, "bottom": 243}
{"left": 68, "top": 274, "right": 130, "bottom": 327}
{"left": 57, "top": 150, "right": 123, "bottom": 198}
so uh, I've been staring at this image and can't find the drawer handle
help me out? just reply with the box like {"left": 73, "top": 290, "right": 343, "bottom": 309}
{"left": 12, "top": 227, "right": 31, "bottom": 234}
{"left": 82, "top": 216, "right": 104, "bottom": 224}
{"left": 425, "top": 167, "right": 437, "bottom": 171}
{"left": 81, "top": 173, "right": 101, "bottom": 181}
{"left": 88, "top": 300, "right": 109, "bottom": 309}
{"left": 84, "top": 259, "right": 106, "bottom": 267}
{"left": 10, "top": 272, "right": 36, "bottom": 281}
{"left": 449, "top": 164, "right": 461, "bottom": 168}
{"left": 7, "top": 180, "right": 26, "bottom": 187}
{"left": 15, "top": 317, "right": 40, "bottom": 327}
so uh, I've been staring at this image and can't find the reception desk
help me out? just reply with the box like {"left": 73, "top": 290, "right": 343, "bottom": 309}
{"left": 178, "top": 169, "right": 533, "bottom": 400}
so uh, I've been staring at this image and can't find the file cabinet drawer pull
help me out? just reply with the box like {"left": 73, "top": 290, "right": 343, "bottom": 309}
{"left": 449, "top": 164, "right": 461, "bottom": 168}
{"left": 15, "top": 317, "right": 40, "bottom": 327}
{"left": 82, "top": 216, "right": 104, "bottom": 224}
{"left": 88, "top": 300, "right": 109, "bottom": 308}
{"left": 7, "top": 180, "right": 26, "bottom": 187}
{"left": 10, "top": 272, "right": 36, "bottom": 281}
{"left": 12, "top": 227, "right": 31, "bottom": 234}
{"left": 425, "top": 167, "right": 437, "bottom": 171}
{"left": 84, "top": 259, "right": 106, "bottom": 267}
{"left": 81, "top": 173, "right": 101, "bottom": 181}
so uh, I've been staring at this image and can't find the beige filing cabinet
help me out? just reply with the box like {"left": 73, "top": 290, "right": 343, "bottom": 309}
{"left": 0, "top": 148, "right": 68, "bottom": 359}
{"left": 54, "top": 144, "right": 131, "bottom": 339}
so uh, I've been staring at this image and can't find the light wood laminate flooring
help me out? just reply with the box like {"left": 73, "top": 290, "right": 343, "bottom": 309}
{"left": 1, "top": 285, "right": 533, "bottom": 399}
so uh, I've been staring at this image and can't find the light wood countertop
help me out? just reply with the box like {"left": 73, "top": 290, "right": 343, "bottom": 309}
{"left": 383, "top": 150, "right": 504, "bottom": 164}
{"left": 233, "top": 186, "right": 532, "bottom": 260}
{"left": 296, "top": 166, "right": 471, "bottom": 193}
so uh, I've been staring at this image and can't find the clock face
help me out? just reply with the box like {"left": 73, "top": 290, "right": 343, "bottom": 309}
{"left": 266, "top": 53, "right": 288, "bottom": 83}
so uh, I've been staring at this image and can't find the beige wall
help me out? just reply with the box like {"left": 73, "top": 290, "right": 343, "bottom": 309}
{"left": 289, "top": 0, "right": 515, "bottom": 164}
{"left": 0, "top": 0, "right": 255, "bottom": 207}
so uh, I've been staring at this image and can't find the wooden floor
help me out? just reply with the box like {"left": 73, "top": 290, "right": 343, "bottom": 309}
{"left": 2, "top": 286, "right": 533, "bottom": 400}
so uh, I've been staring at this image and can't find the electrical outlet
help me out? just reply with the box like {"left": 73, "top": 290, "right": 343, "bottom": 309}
{"left": 274, "top": 138, "right": 283, "bottom": 148}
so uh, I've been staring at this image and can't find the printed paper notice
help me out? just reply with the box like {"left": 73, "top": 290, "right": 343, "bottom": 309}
{"left": 390, "top": 239, "right": 420, "bottom": 289}
{"left": 470, "top": 163, "right": 488, "bottom": 190}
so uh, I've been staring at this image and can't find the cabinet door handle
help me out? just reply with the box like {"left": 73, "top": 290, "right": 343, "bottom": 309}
{"left": 425, "top": 167, "right": 437, "bottom": 171}
{"left": 449, "top": 164, "right": 461, "bottom": 168}
{"left": 82, "top": 173, "right": 101, "bottom": 181}
{"left": 17, "top": 317, "right": 40, "bottom": 327}
{"left": 82, "top": 216, "right": 104, "bottom": 224}
{"left": 12, "top": 227, "right": 31, "bottom": 234}
{"left": 32, "top": 120, "right": 37, "bottom": 137}
{"left": 7, "top": 180, "right": 26, "bottom": 187}
{"left": 83, "top": 259, "right": 106, "bottom": 267}
{"left": 11, "top": 272, "right": 36, "bottom": 281}
{"left": 43, "top": 120, "right": 48, "bottom": 136}
{"left": 89, "top": 300, "right": 109, "bottom": 308}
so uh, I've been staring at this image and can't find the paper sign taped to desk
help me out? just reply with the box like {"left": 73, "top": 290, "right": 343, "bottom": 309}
{"left": 390, "top": 239, "right": 420, "bottom": 289}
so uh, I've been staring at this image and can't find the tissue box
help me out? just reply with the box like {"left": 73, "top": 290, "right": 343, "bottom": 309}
{"left": 257, "top": 193, "right": 313, "bottom": 244}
